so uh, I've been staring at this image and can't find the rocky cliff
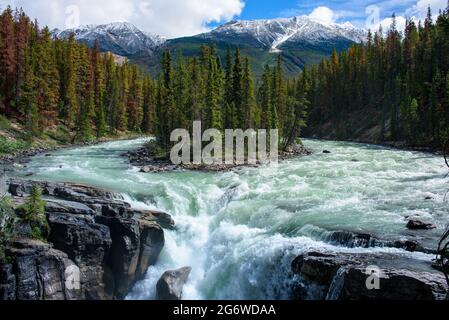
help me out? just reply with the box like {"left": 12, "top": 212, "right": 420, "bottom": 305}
{"left": 292, "top": 252, "right": 448, "bottom": 300}
{"left": 0, "top": 179, "right": 172, "bottom": 300}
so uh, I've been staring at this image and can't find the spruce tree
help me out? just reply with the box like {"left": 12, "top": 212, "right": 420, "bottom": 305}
{"left": 242, "top": 57, "right": 257, "bottom": 129}
{"left": 232, "top": 48, "right": 244, "bottom": 128}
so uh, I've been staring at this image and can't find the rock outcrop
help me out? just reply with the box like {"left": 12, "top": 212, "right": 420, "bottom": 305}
{"left": 156, "top": 267, "right": 192, "bottom": 300}
{"left": 3, "top": 179, "right": 172, "bottom": 300}
{"left": 406, "top": 220, "right": 437, "bottom": 230}
{"left": 292, "top": 252, "right": 448, "bottom": 300}
{"left": 0, "top": 239, "right": 81, "bottom": 300}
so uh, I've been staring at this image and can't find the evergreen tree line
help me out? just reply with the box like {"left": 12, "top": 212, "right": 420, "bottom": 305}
{"left": 303, "top": 5, "right": 449, "bottom": 148}
{"left": 0, "top": 7, "right": 155, "bottom": 141}
{"left": 154, "top": 46, "right": 309, "bottom": 153}
{"left": 0, "top": 7, "right": 308, "bottom": 152}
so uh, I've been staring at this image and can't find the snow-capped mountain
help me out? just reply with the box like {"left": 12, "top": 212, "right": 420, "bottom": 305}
{"left": 199, "top": 16, "right": 366, "bottom": 53}
{"left": 53, "top": 16, "right": 366, "bottom": 77}
{"left": 53, "top": 22, "right": 166, "bottom": 56}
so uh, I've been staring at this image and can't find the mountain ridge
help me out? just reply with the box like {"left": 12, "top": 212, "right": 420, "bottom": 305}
{"left": 53, "top": 16, "right": 367, "bottom": 76}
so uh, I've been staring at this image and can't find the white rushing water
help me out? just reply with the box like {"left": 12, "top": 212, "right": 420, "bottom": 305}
{"left": 12, "top": 139, "right": 449, "bottom": 299}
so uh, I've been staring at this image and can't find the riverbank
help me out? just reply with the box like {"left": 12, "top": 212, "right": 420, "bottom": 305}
{"left": 305, "top": 133, "right": 445, "bottom": 156}
{"left": 0, "top": 118, "right": 145, "bottom": 166}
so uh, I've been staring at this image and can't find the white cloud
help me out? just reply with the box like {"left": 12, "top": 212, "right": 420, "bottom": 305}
{"left": 0, "top": 0, "right": 245, "bottom": 38}
{"left": 366, "top": 0, "right": 446, "bottom": 32}
{"left": 378, "top": 15, "right": 407, "bottom": 32}
{"left": 406, "top": 0, "right": 448, "bottom": 19}
{"left": 308, "top": 6, "right": 337, "bottom": 25}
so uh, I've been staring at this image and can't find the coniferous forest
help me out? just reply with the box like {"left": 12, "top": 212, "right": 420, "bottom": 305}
{"left": 304, "top": 6, "right": 449, "bottom": 148}
{"left": 1, "top": 5, "right": 449, "bottom": 153}
{"left": 0, "top": 7, "right": 308, "bottom": 155}
{"left": 0, "top": 7, "right": 154, "bottom": 143}
{"left": 1, "top": 2, "right": 449, "bottom": 304}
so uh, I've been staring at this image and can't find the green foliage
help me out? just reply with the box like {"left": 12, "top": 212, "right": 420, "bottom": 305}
{"left": 18, "top": 186, "right": 49, "bottom": 241}
{"left": 1, "top": 7, "right": 309, "bottom": 157}
{"left": 306, "top": 6, "right": 449, "bottom": 147}
{"left": 0, "top": 115, "right": 11, "bottom": 130}
{"left": 0, "top": 136, "right": 29, "bottom": 155}
{"left": 0, "top": 8, "right": 156, "bottom": 140}
{"left": 0, "top": 196, "right": 16, "bottom": 263}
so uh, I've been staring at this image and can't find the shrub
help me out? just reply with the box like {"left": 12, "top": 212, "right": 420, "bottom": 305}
{"left": 0, "top": 136, "right": 29, "bottom": 155}
{"left": 18, "top": 186, "right": 49, "bottom": 241}
{"left": 0, "top": 196, "right": 16, "bottom": 263}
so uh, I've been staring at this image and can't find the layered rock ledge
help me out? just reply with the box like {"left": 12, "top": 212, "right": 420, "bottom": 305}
{"left": 291, "top": 252, "right": 448, "bottom": 300}
{"left": 0, "top": 179, "right": 173, "bottom": 300}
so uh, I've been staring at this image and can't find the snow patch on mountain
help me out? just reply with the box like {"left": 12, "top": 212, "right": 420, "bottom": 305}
{"left": 53, "top": 22, "right": 165, "bottom": 56}
{"left": 205, "top": 15, "right": 367, "bottom": 52}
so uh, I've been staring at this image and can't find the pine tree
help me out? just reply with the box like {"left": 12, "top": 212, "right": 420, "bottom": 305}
{"left": 232, "top": 48, "right": 244, "bottom": 128}
{"left": 173, "top": 54, "right": 189, "bottom": 130}
{"left": 19, "top": 46, "right": 38, "bottom": 136}
{"left": 205, "top": 50, "right": 223, "bottom": 130}
{"left": 34, "top": 27, "right": 59, "bottom": 131}
{"left": 242, "top": 57, "right": 256, "bottom": 129}
{"left": 155, "top": 51, "right": 175, "bottom": 151}
{"left": 141, "top": 76, "right": 155, "bottom": 133}
{"left": 259, "top": 65, "right": 272, "bottom": 130}
{"left": 76, "top": 46, "right": 94, "bottom": 141}
{"left": 0, "top": 6, "right": 16, "bottom": 115}
{"left": 13, "top": 9, "right": 29, "bottom": 110}
{"left": 91, "top": 40, "right": 106, "bottom": 137}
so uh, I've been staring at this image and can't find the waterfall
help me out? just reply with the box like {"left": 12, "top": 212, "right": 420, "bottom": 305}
{"left": 12, "top": 138, "right": 447, "bottom": 300}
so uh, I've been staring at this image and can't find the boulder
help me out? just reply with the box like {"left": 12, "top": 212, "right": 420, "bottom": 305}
{"left": 139, "top": 210, "right": 175, "bottom": 230}
{"left": 328, "top": 267, "right": 448, "bottom": 300}
{"left": 325, "top": 231, "right": 374, "bottom": 248}
{"left": 316, "top": 229, "right": 428, "bottom": 253}
{"left": 406, "top": 220, "right": 436, "bottom": 230}
{"left": 393, "top": 240, "right": 425, "bottom": 253}
{"left": 140, "top": 166, "right": 152, "bottom": 173}
{"left": 291, "top": 251, "right": 448, "bottom": 300}
{"left": 323, "top": 150, "right": 331, "bottom": 154}
{"left": 136, "top": 220, "right": 165, "bottom": 280}
{"left": 156, "top": 267, "right": 192, "bottom": 300}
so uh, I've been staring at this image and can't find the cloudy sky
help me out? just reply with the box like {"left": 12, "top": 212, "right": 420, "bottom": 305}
{"left": 0, "top": 0, "right": 447, "bottom": 38}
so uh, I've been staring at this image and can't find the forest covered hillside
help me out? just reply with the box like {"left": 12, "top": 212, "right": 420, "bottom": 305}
{"left": 0, "top": 7, "right": 308, "bottom": 157}
{"left": 304, "top": 7, "right": 449, "bottom": 150}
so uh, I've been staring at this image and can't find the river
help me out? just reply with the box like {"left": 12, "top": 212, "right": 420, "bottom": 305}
{"left": 10, "top": 138, "right": 449, "bottom": 300}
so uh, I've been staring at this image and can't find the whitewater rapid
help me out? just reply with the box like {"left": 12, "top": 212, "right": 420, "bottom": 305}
{"left": 12, "top": 139, "right": 449, "bottom": 299}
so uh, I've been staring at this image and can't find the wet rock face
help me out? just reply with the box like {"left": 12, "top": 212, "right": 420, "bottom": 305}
{"left": 139, "top": 210, "right": 175, "bottom": 230}
{"left": 95, "top": 216, "right": 141, "bottom": 299}
{"left": 0, "top": 239, "right": 81, "bottom": 300}
{"left": 330, "top": 267, "right": 448, "bottom": 300}
{"left": 0, "top": 264, "right": 16, "bottom": 300}
{"left": 5, "top": 179, "right": 171, "bottom": 300}
{"left": 48, "top": 212, "right": 113, "bottom": 300}
{"left": 136, "top": 221, "right": 165, "bottom": 280}
{"left": 156, "top": 267, "right": 192, "bottom": 300}
{"left": 406, "top": 220, "right": 436, "bottom": 230}
{"left": 292, "top": 252, "right": 448, "bottom": 300}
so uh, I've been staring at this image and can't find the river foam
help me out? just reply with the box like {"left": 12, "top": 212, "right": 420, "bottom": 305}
{"left": 14, "top": 138, "right": 449, "bottom": 300}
